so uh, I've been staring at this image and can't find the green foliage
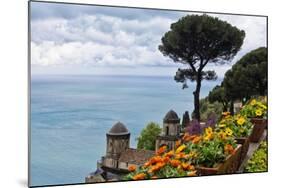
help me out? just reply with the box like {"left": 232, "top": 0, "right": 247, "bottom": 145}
{"left": 159, "top": 14, "right": 245, "bottom": 121}
{"left": 137, "top": 122, "right": 162, "bottom": 150}
{"left": 244, "top": 141, "right": 267, "bottom": 172}
{"left": 198, "top": 97, "right": 223, "bottom": 121}
{"left": 208, "top": 85, "right": 229, "bottom": 111}
{"left": 159, "top": 14, "right": 245, "bottom": 66}
{"left": 223, "top": 47, "right": 268, "bottom": 101}
{"left": 195, "top": 138, "right": 226, "bottom": 167}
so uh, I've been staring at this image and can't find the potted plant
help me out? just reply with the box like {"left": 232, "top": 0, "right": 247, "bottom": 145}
{"left": 240, "top": 99, "right": 267, "bottom": 142}
{"left": 185, "top": 127, "right": 241, "bottom": 175}
{"left": 123, "top": 145, "right": 197, "bottom": 180}
{"left": 215, "top": 114, "right": 253, "bottom": 167}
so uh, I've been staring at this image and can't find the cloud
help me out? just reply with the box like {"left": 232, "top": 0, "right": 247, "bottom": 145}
{"left": 30, "top": 2, "right": 267, "bottom": 77}
{"left": 30, "top": 1, "right": 186, "bottom": 21}
{"left": 31, "top": 14, "right": 177, "bottom": 70}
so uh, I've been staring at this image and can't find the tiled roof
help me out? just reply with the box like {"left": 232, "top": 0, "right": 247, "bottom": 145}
{"left": 118, "top": 148, "right": 154, "bottom": 165}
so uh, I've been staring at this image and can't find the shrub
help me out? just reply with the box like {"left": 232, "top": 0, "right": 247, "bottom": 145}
{"left": 137, "top": 122, "right": 162, "bottom": 151}
{"left": 244, "top": 141, "right": 267, "bottom": 172}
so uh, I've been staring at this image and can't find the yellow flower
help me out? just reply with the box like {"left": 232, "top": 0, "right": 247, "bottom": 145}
{"left": 164, "top": 150, "right": 174, "bottom": 158}
{"left": 261, "top": 104, "right": 267, "bottom": 109}
{"left": 225, "top": 128, "right": 233, "bottom": 136}
{"left": 219, "top": 124, "right": 226, "bottom": 128}
{"left": 237, "top": 117, "right": 246, "bottom": 125}
{"left": 186, "top": 151, "right": 198, "bottom": 159}
{"left": 176, "top": 144, "right": 186, "bottom": 154}
{"left": 203, "top": 127, "right": 214, "bottom": 141}
{"left": 205, "top": 127, "right": 213, "bottom": 135}
{"left": 203, "top": 133, "right": 213, "bottom": 141}
{"left": 220, "top": 119, "right": 226, "bottom": 123}
{"left": 250, "top": 99, "right": 257, "bottom": 106}
{"left": 255, "top": 109, "right": 263, "bottom": 117}
{"left": 218, "top": 130, "right": 227, "bottom": 140}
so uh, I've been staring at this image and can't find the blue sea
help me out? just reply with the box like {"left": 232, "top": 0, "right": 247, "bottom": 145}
{"left": 30, "top": 75, "right": 220, "bottom": 186}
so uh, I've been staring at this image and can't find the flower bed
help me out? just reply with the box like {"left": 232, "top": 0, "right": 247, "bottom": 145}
{"left": 123, "top": 145, "right": 197, "bottom": 180}
{"left": 124, "top": 127, "right": 240, "bottom": 180}
{"left": 215, "top": 114, "right": 253, "bottom": 166}
{"left": 240, "top": 99, "right": 267, "bottom": 143}
{"left": 196, "top": 144, "right": 241, "bottom": 175}
{"left": 123, "top": 98, "right": 267, "bottom": 180}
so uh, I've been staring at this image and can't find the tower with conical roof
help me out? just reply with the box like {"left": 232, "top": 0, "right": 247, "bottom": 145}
{"left": 102, "top": 122, "right": 130, "bottom": 169}
{"left": 155, "top": 110, "right": 181, "bottom": 151}
{"left": 106, "top": 122, "right": 130, "bottom": 159}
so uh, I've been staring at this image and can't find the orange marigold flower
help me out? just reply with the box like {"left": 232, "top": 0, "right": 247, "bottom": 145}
{"left": 176, "top": 140, "right": 181, "bottom": 147}
{"left": 182, "top": 133, "right": 190, "bottom": 141}
{"left": 156, "top": 145, "right": 167, "bottom": 155}
{"left": 164, "top": 150, "right": 174, "bottom": 158}
{"left": 224, "top": 144, "right": 235, "bottom": 155}
{"left": 170, "top": 159, "right": 181, "bottom": 167}
{"left": 128, "top": 165, "right": 137, "bottom": 172}
{"left": 163, "top": 156, "right": 170, "bottom": 163}
{"left": 184, "top": 134, "right": 197, "bottom": 142}
{"left": 143, "top": 161, "right": 151, "bottom": 168}
{"left": 133, "top": 173, "right": 146, "bottom": 180}
{"left": 192, "top": 136, "right": 201, "bottom": 144}
{"left": 181, "top": 162, "right": 192, "bottom": 171}
{"left": 150, "top": 156, "right": 163, "bottom": 164}
{"left": 175, "top": 152, "right": 187, "bottom": 159}
{"left": 148, "top": 162, "right": 165, "bottom": 173}
{"left": 156, "top": 162, "right": 166, "bottom": 168}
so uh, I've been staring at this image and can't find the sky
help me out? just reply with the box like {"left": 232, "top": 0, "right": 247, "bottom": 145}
{"left": 30, "top": 2, "right": 267, "bottom": 78}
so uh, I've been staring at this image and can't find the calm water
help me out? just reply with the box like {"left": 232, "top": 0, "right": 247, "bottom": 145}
{"left": 30, "top": 75, "right": 220, "bottom": 186}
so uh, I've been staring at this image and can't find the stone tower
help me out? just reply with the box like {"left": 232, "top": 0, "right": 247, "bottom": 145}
{"left": 103, "top": 122, "right": 130, "bottom": 169}
{"left": 155, "top": 110, "right": 181, "bottom": 151}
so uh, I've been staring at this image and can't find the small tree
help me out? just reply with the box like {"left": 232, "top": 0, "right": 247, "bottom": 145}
{"left": 137, "top": 122, "right": 161, "bottom": 151}
{"left": 208, "top": 85, "right": 229, "bottom": 111}
{"left": 223, "top": 47, "right": 267, "bottom": 104}
{"left": 159, "top": 14, "right": 245, "bottom": 121}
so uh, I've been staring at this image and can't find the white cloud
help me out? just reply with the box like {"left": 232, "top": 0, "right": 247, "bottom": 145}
{"left": 31, "top": 10, "right": 267, "bottom": 76}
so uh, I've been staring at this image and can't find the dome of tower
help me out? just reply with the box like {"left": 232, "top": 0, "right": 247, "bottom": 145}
{"left": 107, "top": 122, "right": 130, "bottom": 136}
{"left": 163, "top": 110, "right": 180, "bottom": 123}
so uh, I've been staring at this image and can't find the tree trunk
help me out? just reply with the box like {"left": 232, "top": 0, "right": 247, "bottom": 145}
{"left": 230, "top": 100, "right": 234, "bottom": 115}
{"left": 222, "top": 102, "right": 228, "bottom": 112}
{"left": 193, "top": 74, "right": 202, "bottom": 121}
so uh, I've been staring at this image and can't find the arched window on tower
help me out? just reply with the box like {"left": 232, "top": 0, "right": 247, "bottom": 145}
{"left": 165, "top": 126, "right": 169, "bottom": 136}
